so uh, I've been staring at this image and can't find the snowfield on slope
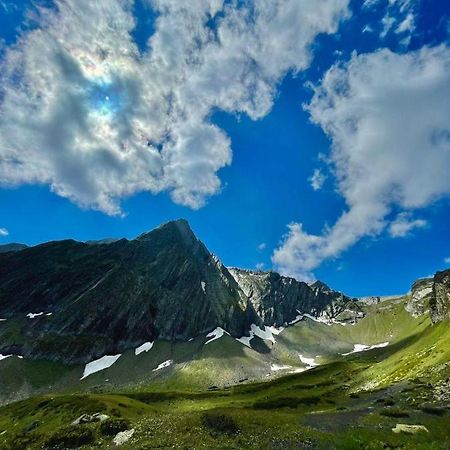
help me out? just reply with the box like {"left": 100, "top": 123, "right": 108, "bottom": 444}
{"left": 341, "top": 342, "right": 389, "bottom": 356}
{"left": 153, "top": 360, "right": 173, "bottom": 371}
{"left": 205, "top": 327, "right": 229, "bottom": 345}
{"left": 135, "top": 342, "right": 154, "bottom": 355}
{"left": 236, "top": 324, "right": 284, "bottom": 347}
{"left": 81, "top": 354, "right": 122, "bottom": 380}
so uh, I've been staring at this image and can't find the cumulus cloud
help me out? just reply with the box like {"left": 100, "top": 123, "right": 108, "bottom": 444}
{"left": 388, "top": 212, "right": 427, "bottom": 238}
{"left": 257, "top": 242, "right": 267, "bottom": 251}
{"left": 256, "top": 262, "right": 265, "bottom": 271}
{"left": 309, "top": 168, "right": 327, "bottom": 191}
{"left": 273, "top": 45, "right": 450, "bottom": 281}
{"left": 445, "top": 257, "right": 450, "bottom": 264}
{"left": 0, "top": 0, "right": 350, "bottom": 215}
{"left": 0, "top": 227, "right": 8, "bottom": 236}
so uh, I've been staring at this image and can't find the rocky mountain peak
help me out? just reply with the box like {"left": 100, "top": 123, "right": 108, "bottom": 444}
{"left": 309, "top": 280, "right": 332, "bottom": 293}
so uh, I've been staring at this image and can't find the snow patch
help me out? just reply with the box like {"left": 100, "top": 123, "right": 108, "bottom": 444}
{"left": 135, "top": 341, "right": 154, "bottom": 356}
{"left": 0, "top": 354, "right": 12, "bottom": 361}
{"left": 270, "top": 363, "right": 306, "bottom": 374}
{"left": 341, "top": 342, "right": 389, "bottom": 356}
{"left": 298, "top": 354, "right": 319, "bottom": 369}
{"left": 201, "top": 281, "right": 206, "bottom": 293}
{"left": 0, "top": 319, "right": 6, "bottom": 322}
{"left": 236, "top": 323, "right": 278, "bottom": 347}
{"left": 27, "top": 312, "right": 45, "bottom": 319}
{"left": 153, "top": 359, "right": 172, "bottom": 372}
{"left": 205, "top": 327, "right": 229, "bottom": 345}
{"left": 235, "top": 336, "right": 252, "bottom": 347}
{"left": 81, "top": 354, "right": 121, "bottom": 380}
{"left": 266, "top": 325, "right": 285, "bottom": 335}
{"left": 302, "top": 313, "right": 355, "bottom": 327}
{"left": 289, "top": 315, "right": 303, "bottom": 325}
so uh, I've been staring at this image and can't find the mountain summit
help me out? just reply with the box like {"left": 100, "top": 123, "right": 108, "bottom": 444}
{"left": 0, "top": 220, "right": 355, "bottom": 363}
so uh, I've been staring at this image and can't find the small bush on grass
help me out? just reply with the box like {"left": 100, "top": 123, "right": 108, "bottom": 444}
{"left": 44, "top": 426, "right": 94, "bottom": 449}
{"left": 379, "top": 408, "right": 410, "bottom": 418}
{"left": 421, "top": 406, "right": 447, "bottom": 416}
{"left": 4, "top": 433, "right": 39, "bottom": 450}
{"left": 201, "top": 412, "right": 239, "bottom": 436}
{"left": 253, "top": 396, "right": 320, "bottom": 410}
{"left": 99, "top": 418, "right": 130, "bottom": 436}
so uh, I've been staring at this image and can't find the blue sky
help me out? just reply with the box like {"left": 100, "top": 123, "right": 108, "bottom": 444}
{"left": 0, "top": 0, "right": 449, "bottom": 296}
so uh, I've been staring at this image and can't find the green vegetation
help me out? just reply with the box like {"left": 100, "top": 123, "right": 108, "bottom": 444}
{"left": 99, "top": 418, "right": 130, "bottom": 436}
{"left": 1, "top": 298, "right": 450, "bottom": 449}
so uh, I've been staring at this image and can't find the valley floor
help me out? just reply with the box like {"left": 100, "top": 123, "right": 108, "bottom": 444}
{"left": 0, "top": 360, "right": 449, "bottom": 450}
{"left": 1, "top": 298, "right": 450, "bottom": 449}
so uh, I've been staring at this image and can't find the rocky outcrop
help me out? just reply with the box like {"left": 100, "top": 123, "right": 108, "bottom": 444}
{"left": 228, "top": 268, "right": 359, "bottom": 326}
{"left": 430, "top": 270, "right": 450, "bottom": 323}
{"left": 406, "top": 278, "right": 433, "bottom": 317}
{"left": 406, "top": 270, "right": 450, "bottom": 323}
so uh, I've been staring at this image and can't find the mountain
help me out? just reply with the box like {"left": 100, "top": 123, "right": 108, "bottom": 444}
{"left": 0, "top": 220, "right": 256, "bottom": 362}
{"left": 0, "top": 243, "right": 28, "bottom": 253}
{"left": 0, "top": 220, "right": 358, "bottom": 364}
{"left": 1, "top": 223, "right": 450, "bottom": 449}
{"left": 228, "top": 268, "right": 361, "bottom": 326}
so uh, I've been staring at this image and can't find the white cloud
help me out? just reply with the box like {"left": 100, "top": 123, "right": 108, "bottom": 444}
{"left": 388, "top": 212, "right": 427, "bottom": 238}
{"left": 309, "top": 168, "right": 326, "bottom": 191}
{"left": 396, "top": 12, "right": 415, "bottom": 34}
{"left": 0, "top": 0, "right": 350, "bottom": 215}
{"left": 0, "top": 227, "right": 8, "bottom": 236}
{"left": 364, "top": 0, "right": 417, "bottom": 43}
{"left": 257, "top": 242, "right": 267, "bottom": 251}
{"left": 362, "top": 0, "right": 380, "bottom": 8}
{"left": 256, "top": 262, "right": 265, "bottom": 271}
{"left": 445, "top": 257, "right": 450, "bottom": 264}
{"left": 273, "top": 45, "right": 450, "bottom": 281}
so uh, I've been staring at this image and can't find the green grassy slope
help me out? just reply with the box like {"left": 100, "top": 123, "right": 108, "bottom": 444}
{"left": 1, "top": 297, "right": 450, "bottom": 449}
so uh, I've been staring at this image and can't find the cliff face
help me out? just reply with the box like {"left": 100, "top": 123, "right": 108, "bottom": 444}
{"left": 406, "top": 270, "right": 450, "bottom": 323}
{"left": 406, "top": 278, "right": 434, "bottom": 317}
{"left": 0, "top": 220, "right": 357, "bottom": 363}
{"left": 0, "top": 220, "right": 256, "bottom": 362}
{"left": 430, "top": 270, "right": 450, "bottom": 323}
{"left": 228, "top": 268, "right": 359, "bottom": 326}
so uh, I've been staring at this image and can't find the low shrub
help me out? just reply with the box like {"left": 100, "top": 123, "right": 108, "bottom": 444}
{"left": 253, "top": 396, "right": 320, "bottom": 410}
{"left": 201, "top": 412, "right": 239, "bottom": 436}
{"left": 44, "top": 426, "right": 94, "bottom": 449}
{"left": 380, "top": 408, "right": 410, "bottom": 418}
{"left": 4, "top": 433, "right": 39, "bottom": 450}
{"left": 99, "top": 418, "right": 130, "bottom": 436}
{"left": 421, "top": 406, "right": 447, "bottom": 416}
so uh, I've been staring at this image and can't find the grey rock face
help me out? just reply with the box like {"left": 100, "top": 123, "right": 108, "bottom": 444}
{"left": 406, "top": 278, "right": 434, "bottom": 317}
{"left": 0, "top": 220, "right": 356, "bottom": 363}
{"left": 430, "top": 270, "right": 450, "bottom": 323}
{"left": 406, "top": 270, "right": 450, "bottom": 323}
{"left": 228, "top": 268, "right": 359, "bottom": 326}
{"left": 0, "top": 220, "right": 256, "bottom": 362}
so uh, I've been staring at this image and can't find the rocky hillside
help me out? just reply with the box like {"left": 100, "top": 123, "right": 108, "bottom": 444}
{"left": 0, "top": 243, "right": 28, "bottom": 253}
{"left": 0, "top": 220, "right": 358, "bottom": 363}
{"left": 407, "top": 270, "right": 450, "bottom": 323}
{"left": 228, "top": 268, "right": 361, "bottom": 326}
{"left": 0, "top": 221, "right": 257, "bottom": 362}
